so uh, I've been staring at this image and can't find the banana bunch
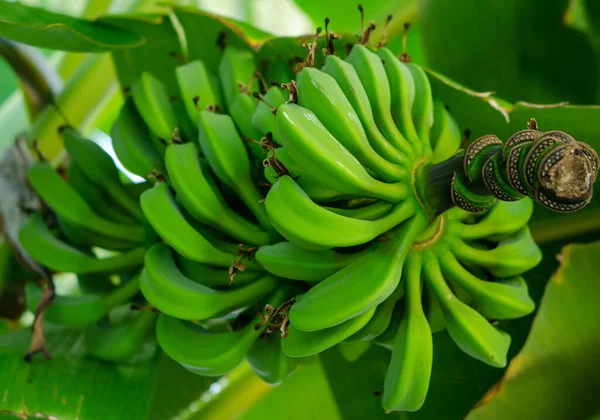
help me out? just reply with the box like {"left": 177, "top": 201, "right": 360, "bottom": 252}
{"left": 18, "top": 13, "right": 598, "bottom": 413}
{"left": 20, "top": 128, "right": 157, "bottom": 362}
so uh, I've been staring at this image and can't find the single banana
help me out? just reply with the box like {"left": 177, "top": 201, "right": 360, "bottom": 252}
{"left": 197, "top": 110, "right": 271, "bottom": 228}
{"left": 228, "top": 93, "right": 265, "bottom": 158}
{"left": 422, "top": 279, "right": 445, "bottom": 333}
{"left": 111, "top": 98, "right": 165, "bottom": 179}
{"left": 457, "top": 199, "right": 533, "bottom": 241}
{"left": 265, "top": 176, "right": 416, "bottom": 250}
{"left": 165, "top": 142, "right": 276, "bottom": 245}
{"left": 157, "top": 287, "right": 290, "bottom": 376}
{"left": 139, "top": 182, "right": 239, "bottom": 266}
{"left": 131, "top": 71, "right": 178, "bottom": 144}
{"left": 218, "top": 46, "right": 259, "bottom": 108}
{"left": 251, "top": 85, "right": 288, "bottom": 145}
{"left": 255, "top": 241, "right": 369, "bottom": 282}
{"left": 276, "top": 103, "right": 409, "bottom": 202}
{"left": 295, "top": 67, "right": 407, "bottom": 181}
{"left": 141, "top": 243, "right": 276, "bottom": 320}
{"left": 322, "top": 200, "right": 394, "bottom": 221}
{"left": 406, "top": 63, "right": 435, "bottom": 156}
{"left": 28, "top": 162, "right": 146, "bottom": 243}
{"left": 376, "top": 48, "right": 421, "bottom": 154}
{"left": 423, "top": 252, "right": 510, "bottom": 367}
{"left": 383, "top": 253, "right": 433, "bottom": 412}
{"left": 288, "top": 212, "right": 427, "bottom": 331}
{"left": 19, "top": 213, "right": 145, "bottom": 274}
{"left": 57, "top": 216, "right": 137, "bottom": 251}
{"left": 26, "top": 274, "right": 141, "bottom": 327}
{"left": 345, "top": 45, "right": 414, "bottom": 158}
{"left": 282, "top": 306, "right": 376, "bottom": 358}
{"left": 429, "top": 99, "right": 461, "bottom": 163}
{"left": 84, "top": 309, "right": 156, "bottom": 362}
{"left": 66, "top": 157, "right": 138, "bottom": 225}
{"left": 374, "top": 300, "right": 404, "bottom": 351}
{"left": 321, "top": 55, "right": 409, "bottom": 166}
{"left": 63, "top": 127, "right": 144, "bottom": 220}
{"left": 176, "top": 60, "right": 224, "bottom": 122}
{"left": 451, "top": 228, "right": 542, "bottom": 277}
{"left": 438, "top": 251, "right": 535, "bottom": 319}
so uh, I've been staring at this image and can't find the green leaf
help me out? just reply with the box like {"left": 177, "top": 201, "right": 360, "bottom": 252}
{"left": 0, "top": 1, "right": 145, "bottom": 52}
{"left": 0, "top": 324, "right": 158, "bottom": 418}
{"left": 420, "top": 0, "right": 598, "bottom": 104}
{"left": 467, "top": 241, "right": 600, "bottom": 419}
{"left": 426, "top": 70, "right": 600, "bottom": 243}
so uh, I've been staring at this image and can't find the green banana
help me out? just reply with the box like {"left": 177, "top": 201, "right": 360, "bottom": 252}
{"left": 339, "top": 341, "right": 372, "bottom": 362}
{"left": 28, "top": 162, "right": 145, "bottom": 243}
{"left": 406, "top": 63, "right": 434, "bottom": 156}
{"left": 26, "top": 274, "right": 141, "bottom": 327}
{"left": 376, "top": 47, "right": 420, "bottom": 155}
{"left": 345, "top": 45, "right": 414, "bottom": 157}
{"left": 439, "top": 251, "right": 535, "bottom": 319}
{"left": 176, "top": 60, "right": 224, "bottom": 121}
{"left": 177, "top": 256, "right": 262, "bottom": 288}
{"left": 229, "top": 93, "right": 265, "bottom": 158}
{"left": 451, "top": 228, "right": 542, "bottom": 277}
{"left": 165, "top": 142, "right": 276, "bottom": 245}
{"left": 264, "top": 58, "right": 294, "bottom": 84}
{"left": 457, "top": 199, "right": 534, "bottom": 241}
{"left": 57, "top": 216, "right": 137, "bottom": 251}
{"left": 156, "top": 287, "right": 290, "bottom": 376}
{"left": 323, "top": 200, "right": 394, "bottom": 221}
{"left": 131, "top": 71, "right": 178, "bottom": 144}
{"left": 345, "top": 293, "right": 398, "bottom": 342}
{"left": 423, "top": 253, "right": 510, "bottom": 367}
{"left": 141, "top": 243, "right": 276, "bottom": 320}
{"left": 283, "top": 305, "right": 376, "bottom": 357}
{"left": 429, "top": 99, "right": 461, "bottom": 163}
{"left": 140, "top": 182, "right": 239, "bottom": 266}
{"left": 255, "top": 241, "right": 369, "bottom": 282}
{"left": 19, "top": 212, "right": 145, "bottom": 274}
{"left": 197, "top": 110, "right": 271, "bottom": 228}
{"left": 321, "top": 55, "right": 409, "bottom": 166}
{"left": 218, "top": 46, "right": 259, "bottom": 108}
{"left": 63, "top": 127, "right": 144, "bottom": 221}
{"left": 374, "top": 300, "right": 404, "bottom": 351}
{"left": 247, "top": 333, "right": 299, "bottom": 385}
{"left": 265, "top": 176, "right": 416, "bottom": 250}
{"left": 276, "top": 103, "right": 409, "bottom": 202}
{"left": 111, "top": 98, "right": 165, "bottom": 179}
{"left": 251, "top": 85, "right": 288, "bottom": 145}
{"left": 84, "top": 309, "right": 156, "bottom": 362}
{"left": 288, "top": 213, "right": 427, "bottom": 331}
{"left": 422, "top": 279, "right": 445, "bottom": 333}
{"left": 383, "top": 252, "right": 433, "bottom": 412}
{"left": 66, "top": 157, "right": 138, "bottom": 225}
{"left": 295, "top": 67, "right": 407, "bottom": 181}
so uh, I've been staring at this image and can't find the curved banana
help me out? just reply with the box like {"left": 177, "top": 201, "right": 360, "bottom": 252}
{"left": 28, "top": 162, "right": 145, "bottom": 243}
{"left": 140, "top": 182, "right": 238, "bottom": 266}
{"left": 296, "top": 67, "right": 407, "bottom": 181}
{"left": 438, "top": 251, "right": 535, "bottom": 319}
{"left": 255, "top": 241, "right": 368, "bottom": 282}
{"left": 288, "top": 213, "right": 427, "bottom": 331}
{"left": 345, "top": 293, "right": 398, "bottom": 342}
{"left": 282, "top": 306, "right": 376, "bottom": 358}
{"left": 177, "top": 255, "right": 262, "bottom": 288}
{"left": 229, "top": 93, "right": 265, "bottom": 158}
{"left": 141, "top": 243, "right": 276, "bottom": 320}
{"left": 265, "top": 176, "right": 415, "bottom": 250}
{"left": 429, "top": 99, "right": 461, "bottom": 163}
{"left": 276, "top": 103, "right": 409, "bottom": 202}
{"left": 111, "top": 98, "right": 165, "bottom": 179}
{"left": 451, "top": 228, "right": 542, "bottom": 277}
{"left": 197, "top": 110, "right": 271, "bottom": 228}
{"left": 322, "top": 200, "right": 394, "bottom": 221}
{"left": 383, "top": 252, "right": 433, "bottom": 412}
{"left": 422, "top": 252, "right": 510, "bottom": 367}
{"left": 20, "top": 212, "right": 145, "bottom": 274}
{"left": 457, "top": 199, "right": 533, "bottom": 241}
{"left": 321, "top": 55, "right": 409, "bottom": 166}
{"left": 247, "top": 333, "right": 299, "bottom": 385}
{"left": 219, "top": 47, "right": 259, "bottom": 108}
{"left": 165, "top": 142, "right": 276, "bottom": 245}
{"left": 131, "top": 71, "right": 178, "bottom": 144}
{"left": 176, "top": 60, "right": 223, "bottom": 121}
{"left": 406, "top": 63, "right": 434, "bottom": 156}
{"left": 252, "top": 85, "right": 288, "bottom": 145}
{"left": 26, "top": 274, "right": 141, "bottom": 327}
{"left": 345, "top": 45, "right": 414, "bottom": 157}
